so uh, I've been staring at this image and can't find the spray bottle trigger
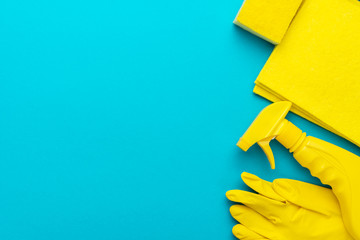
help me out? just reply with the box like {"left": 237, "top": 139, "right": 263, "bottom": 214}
{"left": 257, "top": 137, "right": 275, "bottom": 169}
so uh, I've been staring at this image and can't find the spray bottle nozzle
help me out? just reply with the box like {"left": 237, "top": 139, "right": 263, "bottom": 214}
{"left": 237, "top": 101, "right": 292, "bottom": 169}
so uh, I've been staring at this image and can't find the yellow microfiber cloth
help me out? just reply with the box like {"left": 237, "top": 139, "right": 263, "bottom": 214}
{"left": 235, "top": 0, "right": 360, "bottom": 146}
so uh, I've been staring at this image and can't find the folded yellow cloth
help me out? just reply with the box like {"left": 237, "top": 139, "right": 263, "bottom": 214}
{"left": 235, "top": 0, "right": 360, "bottom": 146}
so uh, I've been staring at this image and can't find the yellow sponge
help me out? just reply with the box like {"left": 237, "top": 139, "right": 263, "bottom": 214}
{"left": 234, "top": 0, "right": 303, "bottom": 44}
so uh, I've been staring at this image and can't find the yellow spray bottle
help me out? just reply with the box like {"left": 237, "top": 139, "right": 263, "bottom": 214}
{"left": 238, "top": 101, "right": 360, "bottom": 239}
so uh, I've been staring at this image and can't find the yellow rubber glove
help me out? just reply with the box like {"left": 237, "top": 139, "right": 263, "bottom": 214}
{"left": 226, "top": 172, "right": 353, "bottom": 240}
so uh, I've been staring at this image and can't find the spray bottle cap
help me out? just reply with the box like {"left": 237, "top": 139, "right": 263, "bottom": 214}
{"left": 237, "top": 101, "right": 294, "bottom": 169}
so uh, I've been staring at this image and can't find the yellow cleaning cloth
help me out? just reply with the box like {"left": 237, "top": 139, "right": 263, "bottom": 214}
{"left": 235, "top": 0, "right": 360, "bottom": 146}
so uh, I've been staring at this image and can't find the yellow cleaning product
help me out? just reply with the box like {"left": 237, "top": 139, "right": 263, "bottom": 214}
{"left": 237, "top": 102, "right": 360, "bottom": 239}
{"left": 234, "top": 0, "right": 360, "bottom": 147}
{"left": 226, "top": 172, "right": 353, "bottom": 240}
{"left": 233, "top": 0, "right": 303, "bottom": 44}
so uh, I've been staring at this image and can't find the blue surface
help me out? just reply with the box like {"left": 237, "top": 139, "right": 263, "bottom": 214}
{"left": 1, "top": 0, "right": 360, "bottom": 239}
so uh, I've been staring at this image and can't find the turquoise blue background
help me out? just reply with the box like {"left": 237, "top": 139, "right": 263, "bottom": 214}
{"left": 1, "top": 0, "right": 359, "bottom": 239}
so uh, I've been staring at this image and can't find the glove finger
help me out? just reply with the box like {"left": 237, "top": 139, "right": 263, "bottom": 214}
{"left": 273, "top": 178, "right": 340, "bottom": 216}
{"left": 232, "top": 224, "right": 269, "bottom": 240}
{"left": 241, "top": 172, "right": 286, "bottom": 202}
{"left": 227, "top": 190, "right": 285, "bottom": 222}
{"left": 230, "top": 205, "right": 278, "bottom": 239}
